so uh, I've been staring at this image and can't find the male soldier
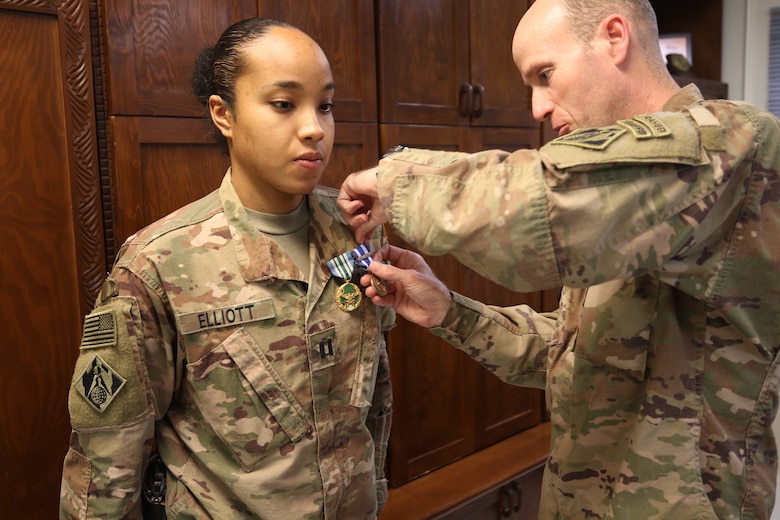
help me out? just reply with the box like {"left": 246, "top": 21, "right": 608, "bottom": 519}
{"left": 338, "top": 0, "right": 780, "bottom": 518}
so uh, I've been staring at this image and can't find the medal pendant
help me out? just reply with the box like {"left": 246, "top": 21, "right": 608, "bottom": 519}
{"left": 370, "top": 274, "right": 388, "bottom": 296}
{"left": 336, "top": 281, "right": 362, "bottom": 312}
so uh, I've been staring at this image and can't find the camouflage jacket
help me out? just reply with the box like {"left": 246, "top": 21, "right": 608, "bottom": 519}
{"left": 377, "top": 85, "right": 780, "bottom": 519}
{"left": 60, "top": 171, "right": 394, "bottom": 519}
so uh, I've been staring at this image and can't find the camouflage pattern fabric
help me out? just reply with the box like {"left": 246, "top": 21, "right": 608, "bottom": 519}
{"left": 60, "top": 170, "right": 394, "bottom": 519}
{"left": 378, "top": 85, "right": 780, "bottom": 519}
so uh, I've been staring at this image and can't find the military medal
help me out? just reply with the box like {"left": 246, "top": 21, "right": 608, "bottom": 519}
{"left": 336, "top": 281, "right": 362, "bottom": 312}
{"left": 370, "top": 274, "right": 388, "bottom": 296}
{"left": 327, "top": 243, "right": 378, "bottom": 312}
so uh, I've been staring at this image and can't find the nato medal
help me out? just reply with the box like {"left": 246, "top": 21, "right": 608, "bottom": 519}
{"left": 336, "top": 281, "right": 362, "bottom": 312}
{"left": 370, "top": 274, "right": 388, "bottom": 296}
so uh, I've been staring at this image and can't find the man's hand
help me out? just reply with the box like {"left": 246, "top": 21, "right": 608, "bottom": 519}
{"left": 361, "top": 245, "right": 451, "bottom": 328}
{"left": 337, "top": 167, "right": 388, "bottom": 243}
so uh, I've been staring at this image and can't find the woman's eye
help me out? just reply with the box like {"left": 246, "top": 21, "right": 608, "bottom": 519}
{"left": 320, "top": 102, "right": 334, "bottom": 113}
{"left": 272, "top": 100, "right": 293, "bottom": 110}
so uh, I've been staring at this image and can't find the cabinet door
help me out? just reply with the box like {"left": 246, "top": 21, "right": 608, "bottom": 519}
{"left": 378, "top": 0, "right": 536, "bottom": 128}
{"left": 469, "top": 0, "right": 537, "bottom": 128}
{"left": 378, "top": 0, "right": 471, "bottom": 125}
{"left": 110, "top": 116, "right": 230, "bottom": 243}
{"left": 322, "top": 123, "right": 380, "bottom": 189}
{"left": 380, "top": 124, "right": 475, "bottom": 485}
{"left": 258, "top": 0, "right": 377, "bottom": 122}
{"left": 104, "top": 1, "right": 257, "bottom": 117}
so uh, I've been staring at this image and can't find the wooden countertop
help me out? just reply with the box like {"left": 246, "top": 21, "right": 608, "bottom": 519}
{"left": 380, "top": 421, "right": 551, "bottom": 519}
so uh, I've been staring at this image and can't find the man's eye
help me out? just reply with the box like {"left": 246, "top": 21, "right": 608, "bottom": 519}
{"left": 539, "top": 70, "right": 551, "bottom": 84}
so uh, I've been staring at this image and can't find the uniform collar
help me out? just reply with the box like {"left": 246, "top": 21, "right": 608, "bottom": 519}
{"left": 218, "top": 169, "right": 358, "bottom": 286}
{"left": 663, "top": 83, "right": 705, "bottom": 112}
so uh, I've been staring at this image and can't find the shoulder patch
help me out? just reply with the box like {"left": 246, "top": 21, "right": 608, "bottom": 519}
{"left": 634, "top": 114, "right": 672, "bottom": 137}
{"left": 73, "top": 354, "right": 127, "bottom": 413}
{"left": 548, "top": 127, "right": 626, "bottom": 150}
{"left": 81, "top": 309, "right": 117, "bottom": 349}
{"left": 617, "top": 115, "right": 671, "bottom": 139}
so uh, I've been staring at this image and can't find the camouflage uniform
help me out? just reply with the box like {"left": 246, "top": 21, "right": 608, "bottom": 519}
{"left": 376, "top": 85, "right": 780, "bottom": 519}
{"left": 60, "top": 171, "right": 394, "bottom": 519}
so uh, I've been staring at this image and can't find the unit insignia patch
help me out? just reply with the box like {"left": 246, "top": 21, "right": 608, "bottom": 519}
{"left": 74, "top": 354, "right": 126, "bottom": 413}
{"left": 549, "top": 127, "right": 626, "bottom": 150}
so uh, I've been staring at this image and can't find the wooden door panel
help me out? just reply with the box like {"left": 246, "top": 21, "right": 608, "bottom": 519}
{"left": 322, "top": 122, "right": 379, "bottom": 189}
{"left": 105, "top": 0, "right": 257, "bottom": 116}
{"left": 460, "top": 272, "right": 545, "bottom": 448}
{"left": 469, "top": 0, "right": 537, "bottom": 127}
{"left": 258, "top": 0, "right": 377, "bottom": 123}
{"left": 110, "top": 116, "right": 230, "bottom": 243}
{"left": 0, "top": 2, "right": 104, "bottom": 517}
{"left": 378, "top": 0, "right": 470, "bottom": 125}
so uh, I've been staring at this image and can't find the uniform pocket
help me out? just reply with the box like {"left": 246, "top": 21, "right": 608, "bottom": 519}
{"left": 60, "top": 447, "right": 90, "bottom": 517}
{"left": 187, "top": 328, "right": 311, "bottom": 471}
{"left": 574, "top": 278, "right": 658, "bottom": 380}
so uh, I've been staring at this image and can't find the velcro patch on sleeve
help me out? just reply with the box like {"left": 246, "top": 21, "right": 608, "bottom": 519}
{"left": 69, "top": 297, "right": 150, "bottom": 428}
{"left": 541, "top": 111, "right": 703, "bottom": 171}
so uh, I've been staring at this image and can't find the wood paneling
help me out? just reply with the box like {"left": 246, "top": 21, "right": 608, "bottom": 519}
{"left": 0, "top": 1, "right": 103, "bottom": 517}
{"left": 258, "top": 0, "right": 378, "bottom": 123}
{"left": 104, "top": 0, "right": 257, "bottom": 116}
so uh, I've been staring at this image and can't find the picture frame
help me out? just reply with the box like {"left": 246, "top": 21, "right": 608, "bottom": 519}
{"left": 659, "top": 32, "right": 693, "bottom": 64}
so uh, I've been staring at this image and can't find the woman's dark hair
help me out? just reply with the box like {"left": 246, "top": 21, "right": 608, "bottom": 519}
{"left": 191, "top": 17, "right": 294, "bottom": 154}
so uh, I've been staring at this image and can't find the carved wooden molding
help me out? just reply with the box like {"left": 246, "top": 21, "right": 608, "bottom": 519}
{"left": 0, "top": 0, "right": 58, "bottom": 12}
{"left": 62, "top": 0, "right": 106, "bottom": 313}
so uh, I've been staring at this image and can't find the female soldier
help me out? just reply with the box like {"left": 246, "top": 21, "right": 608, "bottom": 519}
{"left": 60, "top": 18, "right": 393, "bottom": 519}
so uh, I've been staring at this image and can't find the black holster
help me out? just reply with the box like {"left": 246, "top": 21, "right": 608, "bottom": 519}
{"left": 142, "top": 454, "right": 167, "bottom": 520}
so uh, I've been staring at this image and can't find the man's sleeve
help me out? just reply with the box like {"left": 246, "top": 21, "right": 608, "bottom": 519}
{"left": 430, "top": 291, "right": 557, "bottom": 389}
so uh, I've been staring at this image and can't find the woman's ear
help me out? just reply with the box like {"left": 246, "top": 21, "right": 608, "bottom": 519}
{"left": 209, "top": 94, "right": 233, "bottom": 139}
{"left": 601, "top": 14, "right": 630, "bottom": 65}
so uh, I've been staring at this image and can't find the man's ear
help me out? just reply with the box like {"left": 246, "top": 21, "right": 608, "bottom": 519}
{"left": 209, "top": 94, "right": 233, "bottom": 139}
{"left": 601, "top": 14, "right": 630, "bottom": 65}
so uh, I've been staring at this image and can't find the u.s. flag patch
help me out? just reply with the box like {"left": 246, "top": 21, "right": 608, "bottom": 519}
{"left": 81, "top": 310, "right": 117, "bottom": 349}
{"left": 74, "top": 354, "right": 126, "bottom": 413}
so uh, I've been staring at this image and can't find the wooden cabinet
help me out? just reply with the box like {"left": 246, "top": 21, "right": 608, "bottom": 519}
{"left": 379, "top": 125, "right": 549, "bottom": 486}
{"left": 381, "top": 422, "right": 550, "bottom": 519}
{"left": 377, "top": 0, "right": 535, "bottom": 128}
{"left": 376, "top": 0, "right": 547, "bottom": 487}
{"left": 435, "top": 465, "right": 544, "bottom": 520}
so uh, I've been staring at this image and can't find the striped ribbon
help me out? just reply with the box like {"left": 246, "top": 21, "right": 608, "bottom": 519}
{"left": 327, "top": 243, "right": 373, "bottom": 279}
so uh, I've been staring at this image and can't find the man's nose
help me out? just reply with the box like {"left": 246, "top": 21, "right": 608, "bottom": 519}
{"left": 530, "top": 91, "right": 553, "bottom": 122}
